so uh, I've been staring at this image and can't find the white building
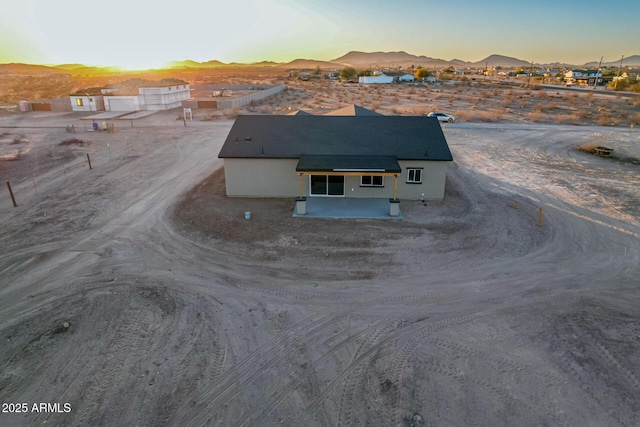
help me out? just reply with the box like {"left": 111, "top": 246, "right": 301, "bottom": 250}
{"left": 359, "top": 72, "right": 415, "bottom": 84}
{"left": 385, "top": 72, "right": 415, "bottom": 82}
{"left": 101, "top": 79, "right": 191, "bottom": 111}
{"left": 69, "top": 88, "right": 105, "bottom": 112}
{"left": 564, "top": 69, "right": 603, "bottom": 86}
{"left": 359, "top": 73, "right": 394, "bottom": 84}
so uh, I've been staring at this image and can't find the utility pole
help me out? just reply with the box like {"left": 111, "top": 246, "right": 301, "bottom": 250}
{"left": 594, "top": 56, "right": 603, "bottom": 90}
{"left": 527, "top": 61, "right": 534, "bottom": 88}
{"left": 614, "top": 55, "right": 624, "bottom": 90}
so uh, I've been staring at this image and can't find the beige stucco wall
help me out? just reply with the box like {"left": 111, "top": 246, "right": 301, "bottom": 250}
{"left": 224, "top": 158, "right": 301, "bottom": 197}
{"left": 222, "top": 158, "right": 450, "bottom": 200}
{"left": 396, "top": 161, "right": 449, "bottom": 200}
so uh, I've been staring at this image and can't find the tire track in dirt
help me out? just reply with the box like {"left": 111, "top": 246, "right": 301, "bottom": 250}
{"left": 386, "top": 291, "right": 581, "bottom": 424}
{"left": 233, "top": 319, "right": 387, "bottom": 426}
{"left": 72, "top": 307, "right": 159, "bottom": 426}
{"left": 419, "top": 339, "right": 571, "bottom": 427}
{"left": 548, "top": 312, "right": 633, "bottom": 427}
{"left": 295, "top": 310, "right": 496, "bottom": 424}
{"left": 412, "top": 356, "right": 540, "bottom": 424}
{"left": 169, "top": 311, "right": 341, "bottom": 426}
{"left": 336, "top": 321, "right": 402, "bottom": 427}
{"left": 239, "top": 318, "right": 405, "bottom": 426}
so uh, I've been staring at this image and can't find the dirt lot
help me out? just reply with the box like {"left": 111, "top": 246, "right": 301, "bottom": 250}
{"left": 0, "top": 100, "right": 639, "bottom": 426}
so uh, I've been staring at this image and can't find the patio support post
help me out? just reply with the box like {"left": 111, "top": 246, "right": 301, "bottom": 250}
{"left": 299, "top": 173, "right": 303, "bottom": 198}
{"left": 296, "top": 173, "right": 306, "bottom": 215}
{"left": 393, "top": 174, "right": 398, "bottom": 200}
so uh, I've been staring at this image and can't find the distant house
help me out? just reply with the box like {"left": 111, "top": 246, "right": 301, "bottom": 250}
{"left": 69, "top": 87, "right": 105, "bottom": 112}
{"left": 385, "top": 72, "right": 415, "bottom": 82}
{"left": 564, "top": 69, "right": 603, "bottom": 86}
{"left": 101, "top": 79, "right": 190, "bottom": 111}
{"left": 218, "top": 106, "right": 452, "bottom": 203}
{"left": 359, "top": 72, "right": 415, "bottom": 84}
{"left": 359, "top": 73, "right": 394, "bottom": 84}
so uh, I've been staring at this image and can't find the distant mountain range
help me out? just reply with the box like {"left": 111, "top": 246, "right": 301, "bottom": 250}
{"left": 2, "top": 51, "right": 639, "bottom": 75}
{"left": 585, "top": 55, "right": 640, "bottom": 68}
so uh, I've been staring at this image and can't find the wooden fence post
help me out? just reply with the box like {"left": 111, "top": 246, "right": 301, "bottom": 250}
{"left": 538, "top": 207, "right": 543, "bottom": 227}
{"left": 6, "top": 181, "right": 17, "bottom": 207}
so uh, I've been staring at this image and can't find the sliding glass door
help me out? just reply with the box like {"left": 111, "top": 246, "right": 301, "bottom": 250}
{"left": 310, "top": 175, "right": 344, "bottom": 196}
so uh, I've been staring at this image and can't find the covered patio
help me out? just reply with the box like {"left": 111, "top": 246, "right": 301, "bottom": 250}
{"left": 292, "top": 198, "right": 402, "bottom": 219}
{"left": 293, "top": 154, "right": 402, "bottom": 219}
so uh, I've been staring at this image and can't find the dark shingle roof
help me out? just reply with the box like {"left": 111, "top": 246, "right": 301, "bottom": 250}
{"left": 296, "top": 155, "right": 401, "bottom": 173}
{"left": 218, "top": 115, "right": 453, "bottom": 161}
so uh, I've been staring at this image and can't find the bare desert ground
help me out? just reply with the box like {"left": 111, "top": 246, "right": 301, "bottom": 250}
{"left": 0, "top": 87, "right": 639, "bottom": 427}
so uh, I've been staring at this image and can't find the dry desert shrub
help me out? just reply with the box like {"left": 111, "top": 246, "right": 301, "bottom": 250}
{"left": 458, "top": 110, "right": 501, "bottom": 122}
{"left": 225, "top": 107, "right": 242, "bottom": 119}
{"left": 632, "top": 112, "right": 640, "bottom": 125}
{"left": 528, "top": 111, "right": 543, "bottom": 122}
{"left": 552, "top": 113, "right": 581, "bottom": 125}
{"left": 578, "top": 141, "right": 601, "bottom": 153}
{"left": 575, "top": 110, "right": 592, "bottom": 119}
{"left": 410, "top": 107, "right": 430, "bottom": 116}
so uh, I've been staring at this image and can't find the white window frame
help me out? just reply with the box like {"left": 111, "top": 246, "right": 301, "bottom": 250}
{"left": 360, "top": 175, "right": 384, "bottom": 187}
{"left": 407, "top": 168, "right": 423, "bottom": 184}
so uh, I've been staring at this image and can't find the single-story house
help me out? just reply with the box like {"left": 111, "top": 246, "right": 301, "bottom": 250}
{"left": 385, "top": 72, "right": 415, "bottom": 82}
{"left": 218, "top": 113, "right": 453, "bottom": 202}
{"left": 69, "top": 87, "right": 105, "bottom": 112}
{"left": 101, "top": 79, "right": 191, "bottom": 111}
{"left": 359, "top": 73, "right": 394, "bottom": 84}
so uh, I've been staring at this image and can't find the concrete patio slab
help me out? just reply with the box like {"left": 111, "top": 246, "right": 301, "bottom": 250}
{"left": 118, "top": 111, "right": 158, "bottom": 120}
{"left": 292, "top": 197, "right": 402, "bottom": 219}
{"left": 82, "top": 111, "right": 134, "bottom": 120}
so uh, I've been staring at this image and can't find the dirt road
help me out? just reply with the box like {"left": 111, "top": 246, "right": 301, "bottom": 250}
{"left": 1, "top": 111, "right": 639, "bottom": 426}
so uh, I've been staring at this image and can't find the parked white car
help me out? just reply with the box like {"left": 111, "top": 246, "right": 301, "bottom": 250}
{"left": 427, "top": 112, "right": 456, "bottom": 123}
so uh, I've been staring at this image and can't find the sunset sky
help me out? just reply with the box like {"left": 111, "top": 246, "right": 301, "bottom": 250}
{"left": 1, "top": 0, "right": 638, "bottom": 69}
